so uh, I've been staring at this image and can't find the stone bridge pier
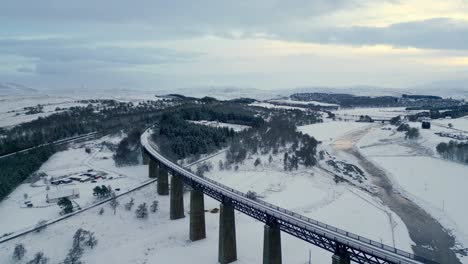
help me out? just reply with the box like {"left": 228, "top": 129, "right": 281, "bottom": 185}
{"left": 190, "top": 189, "right": 206, "bottom": 241}
{"left": 170, "top": 173, "right": 185, "bottom": 220}
{"left": 263, "top": 221, "right": 282, "bottom": 264}
{"left": 218, "top": 203, "right": 237, "bottom": 264}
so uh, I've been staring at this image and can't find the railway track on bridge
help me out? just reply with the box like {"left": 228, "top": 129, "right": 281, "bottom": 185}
{"left": 142, "top": 129, "right": 437, "bottom": 264}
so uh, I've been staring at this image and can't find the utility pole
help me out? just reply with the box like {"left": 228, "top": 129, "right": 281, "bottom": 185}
{"left": 308, "top": 249, "right": 311, "bottom": 264}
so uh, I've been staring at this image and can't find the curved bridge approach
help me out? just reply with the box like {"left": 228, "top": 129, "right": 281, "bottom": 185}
{"left": 141, "top": 129, "right": 435, "bottom": 264}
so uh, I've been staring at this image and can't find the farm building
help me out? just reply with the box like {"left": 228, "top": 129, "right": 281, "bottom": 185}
{"left": 69, "top": 175, "right": 91, "bottom": 182}
{"left": 51, "top": 178, "right": 73, "bottom": 185}
{"left": 46, "top": 188, "right": 80, "bottom": 203}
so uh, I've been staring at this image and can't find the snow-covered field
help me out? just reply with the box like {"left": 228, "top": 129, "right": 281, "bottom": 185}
{"left": 269, "top": 99, "right": 339, "bottom": 107}
{"left": 334, "top": 107, "right": 421, "bottom": 120}
{"left": 0, "top": 184, "right": 328, "bottom": 264}
{"left": 249, "top": 102, "right": 306, "bottom": 111}
{"left": 0, "top": 134, "right": 148, "bottom": 236}
{"left": 298, "top": 121, "right": 371, "bottom": 143}
{"left": 188, "top": 120, "right": 250, "bottom": 132}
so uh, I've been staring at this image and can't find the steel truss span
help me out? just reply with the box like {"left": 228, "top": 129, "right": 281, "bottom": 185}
{"left": 141, "top": 130, "right": 436, "bottom": 264}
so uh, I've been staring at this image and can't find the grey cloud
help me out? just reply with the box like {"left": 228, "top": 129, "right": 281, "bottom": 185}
{"left": 0, "top": 39, "right": 198, "bottom": 65}
{"left": 281, "top": 18, "right": 468, "bottom": 50}
{"left": 0, "top": 38, "right": 199, "bottom": 76}
{"left": 6, "top": 1, "right": 462, "bottom": 52}
{"left": 1, "top": 0, "right": 350, "bottom": 26}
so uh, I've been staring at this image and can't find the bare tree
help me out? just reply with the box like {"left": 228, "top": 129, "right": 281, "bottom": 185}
{"left": 150, "top": 200, "right": 159, "bottom": 213}
{"left": 12, "top": 243, "right": 26, "bottom": 261}
{"left": 26, "top": 251, "right": 48, "bottom": 264}
{"left": 109, "top": 193, "right": 119, "bottom": 215}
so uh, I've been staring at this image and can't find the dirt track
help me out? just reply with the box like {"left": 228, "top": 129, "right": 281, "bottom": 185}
{"left": 332, "top": 127, "right": 460, "bottom": 264}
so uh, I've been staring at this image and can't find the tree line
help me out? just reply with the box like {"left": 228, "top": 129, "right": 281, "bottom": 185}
{"left": 436, "top": 141, "right": 468, "bottom": 164}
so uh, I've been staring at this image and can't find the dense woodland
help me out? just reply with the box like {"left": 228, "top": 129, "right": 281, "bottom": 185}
{"left": 225, "top": 112, "right": 320, "bottom": 170}
{"left": 408, "top": 105, "right": 468, "bottom": 121}
{"left": 0, "top": 146, "right": 56, "bottom": 201}
{"left": 152, "top": 109, "right": 241, "bottom": 160}
{"left": 113, "top": 128, "right": 143, "bottom": 166}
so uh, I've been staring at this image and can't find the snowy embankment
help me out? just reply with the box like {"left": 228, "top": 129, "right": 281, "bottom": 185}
{"left": 357, "top": 120, "right": 468, "bottom": 259}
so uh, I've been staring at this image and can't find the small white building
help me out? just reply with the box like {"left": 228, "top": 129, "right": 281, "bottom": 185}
{"left": 46, "top": 188, "right": 80, "bottom": 203}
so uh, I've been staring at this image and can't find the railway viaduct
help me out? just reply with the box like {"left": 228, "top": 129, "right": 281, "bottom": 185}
{"left": 141, "top": 130, "right": 434, "bottom": 264}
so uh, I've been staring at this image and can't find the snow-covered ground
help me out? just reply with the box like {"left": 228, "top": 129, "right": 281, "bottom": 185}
{"left": 0, "top": 134, "right": 148, "bottom": 236}
{"left": 0, "top": 184, "right": 329, "bottom": 264}
{"left": 432, "top": 116, "right": 468, "bottom": 133}
{"left": 249, "top": 102, "right": 306, "bottom": 111}
{"left": 188, "top": 120, "right": 250, "bottom": 132}
{"left": 298, "top": 121, "right": 371, "bottom": 143}
{"left": 269, "top": 99, "right": 339, "bottom": 107}
{"left": 333, "top": 107, "right": 421, "bottom": 120}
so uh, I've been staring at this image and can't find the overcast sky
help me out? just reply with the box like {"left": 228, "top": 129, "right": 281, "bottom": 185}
{"left": 1, "top": 0, "right": 468, "bottom": 91}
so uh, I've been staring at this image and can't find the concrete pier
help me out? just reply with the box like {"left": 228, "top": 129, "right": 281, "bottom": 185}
{"left": 142, "top": 151, "right": 149, "bottom": 165}
{"left": 332, "top": 246, "right": 350, "bottom": 264}
{"left": 263, "top": 224, "right": 282, "bottom": 264}
{"left": 189, "top": 189, "right": 206, "bottom": 241}
{"left": 148, "top": 158, "right": 157, "bottom": 178}
{"left": 157, "top": 164, "right": 169, "bottom": 195}
{"left": 170, "top": 174, "right": 185, "bottom": 220}
{"left": 218, "top": 203, "right": 237, "bottom": 264}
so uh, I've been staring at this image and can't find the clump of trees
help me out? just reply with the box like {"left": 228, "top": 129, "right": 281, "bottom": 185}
{"left": 93, "top": 185, "right": 112, "bottom": 199}
{"left": 405, "top": 128, "right": 420, "bottom": 139}
{"left": 12, "top": 243, "right": 26, "bottom": 261}
{"left": 397, "top": 123, "right": 410, "bottom": 132}
{"left": 153, "top": 113, "right": 236, "bottom": 160}
{"left": 26, "top": 251, "right": 48, "bottom": 264}
{"left": 225, "top": 116, "right": 318, "bottom": 171}
{"left": 390, "top": 116, "right": 402, "bottom": 126}
{"left": 196, "top": 162, "right": 213, "bottom": 176}
{"left": 63, "top": 228, "right": 98, "bottom": 264}
{"left": 395, "top": 123, "right": 419, "bottom": 139}
{"left": 58, "top": 197, "right": 74, "bottom": 215}
{"left": 114, "top": 128, "right": 143, "bottom": 166}
{"left": 135, "top": 203, "right": 148, "bottom": 219}
{"left": 150, "top": 201, "right": 159, "bottom": 213}
{"left": 436, "top": 141, "right": 468, "bottom": 163}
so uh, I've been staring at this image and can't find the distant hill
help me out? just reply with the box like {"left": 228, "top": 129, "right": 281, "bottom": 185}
{"left": 0, "top": 82, "right": 38, "bottom": 96}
